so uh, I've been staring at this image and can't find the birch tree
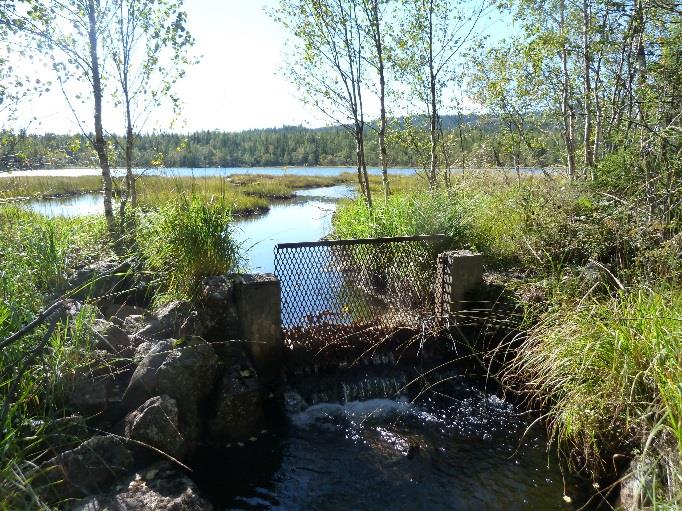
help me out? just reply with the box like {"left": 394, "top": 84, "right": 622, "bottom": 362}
{"left": 6, "top": 0, "right": 118, "bottom": 234}
{"left": 361, "top": 0, "right": 391, "bottom": 199}
{"left": 273, "top": 0, "right": 372, "bottom": 207}
{"left": 107, "top": 0, "right": 194, "bottom": 217}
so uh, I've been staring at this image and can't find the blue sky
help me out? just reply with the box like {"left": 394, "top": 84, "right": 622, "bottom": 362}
{"left": 11, "top": 0, "right": 514, "bottom": 134}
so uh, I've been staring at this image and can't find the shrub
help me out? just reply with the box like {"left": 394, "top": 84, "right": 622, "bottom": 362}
{"left": 136, "top": 196, "right": 240, "bottom": 303}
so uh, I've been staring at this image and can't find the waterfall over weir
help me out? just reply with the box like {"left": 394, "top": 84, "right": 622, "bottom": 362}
{"left": 191, "top": 238, "right": 578, "bottom": 510}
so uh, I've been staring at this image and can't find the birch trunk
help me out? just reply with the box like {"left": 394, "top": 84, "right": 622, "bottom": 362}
{"left": 87, "top": 0, "right": 116, "bottom": 235}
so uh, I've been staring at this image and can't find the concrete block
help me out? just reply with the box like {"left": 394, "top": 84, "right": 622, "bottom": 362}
{"left": 234, "top": 274, "right": 283, "bottom": 388}
{"left": 434, "top": 250, "right": 484, "bottom": 317}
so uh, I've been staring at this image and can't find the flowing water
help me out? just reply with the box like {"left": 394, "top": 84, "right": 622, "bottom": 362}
{"left": 195, "top": 376, "right": 576, "bottom": 511}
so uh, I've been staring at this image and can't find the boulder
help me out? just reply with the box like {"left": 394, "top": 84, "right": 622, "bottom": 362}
{"left": 102, "top": 304, "right": 151, "bottom": 328}
{"left": 123, "top": 340, "right": 218, "bottom": 412}
{"left": 132, "top": 341, "right": 155, "bottom": 364}
{"left": 124, "top": 395, "right": 185, "bottom": 461}
{"left": 71, "top": 461, "right": 213, "bottom": 511}
{"left": 41, "top": 435, "right": 134, "bottom": 499}
{"left": 68, "top": 259, "right": 133, "bottom": 303}
{"left": 122, "top": 315, "right": 151, "bottom": 338}
{"left": 66, "top": 373, "right": 122, "bottom": 417}
{"left": 91, "top": 319, "right": 132, "bottom": 355}
{"left": 207, "top": 360, "right": 264, "bottom": 444}
{"left": 132, "top": 301, "right": 200, "bottom": 343}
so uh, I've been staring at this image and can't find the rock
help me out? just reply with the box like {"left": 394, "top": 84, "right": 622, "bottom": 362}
{"left": 122, "top": 315, "right": 151, "bottom": 337}
{"left": 125, "top": 395, "right": 185, "bottom": 461}
{"left": 132, "top": 301, "right": 199, "bottom": 343}
{"left": 92, "top": 319, "right": 132, "bottom": 355}
{"left": 41, "top": 435, "right": 134, "bottom": 499}
{"left": 122, "top": 339, "right": 219, "bottom": 449}
{"left": 71, "top": 461, "right": 213, "bottom": 511}
{"left": 102, "top": 304, "right": 151, "bottom": 328}
{"left": 68, "top": 259, "right": 133, "bottom": 303}
{"left": 132, "top": 341, "right": 155, "bottom": 363}
{"left": 122, "top": 341, "right": 174, "bottom": 409}
{"left": 66, "top": 373, "right": 122, "bottom": 417}
{"left": 207, "top": 360, "right": 264, "bottom": 444}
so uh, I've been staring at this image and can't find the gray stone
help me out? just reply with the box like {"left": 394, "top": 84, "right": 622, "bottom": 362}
{"left": 125, "top": 395, "right": 185, "bottom": 461}
{"left": 122, "top": 315, "right": 151, "bottom": 337}
{"left": 92, "top": 319, "right": 132, "bottom": 355}
{"left": 122, "top": 340, "right": 218, "bottom": 450}
{"left": 71, "top": 461, "right": 213, "bottom": 511}
{"left": 41, "top": 435, "right": 134, "bottom": 499}
{"left": 132, "top": 341, "right": 155, "bottom": 363}
{"left": 66, "top": 373, "right": 121, "bottom": 417}
{"left": 132, "top": 301, "right": 199, "bottom": 343}
{"left": 68, "top": 259, "right": 132, "bottom": 303}
{"left": 207, "top": 361, "right": 264, "bottom": 444}
{"left": 102, "top": 304, "right": 151, "bottom": 328}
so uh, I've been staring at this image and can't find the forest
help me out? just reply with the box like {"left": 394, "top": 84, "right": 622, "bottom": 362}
{"left": 0, "top": 115, "right": 565, "bottom": 170}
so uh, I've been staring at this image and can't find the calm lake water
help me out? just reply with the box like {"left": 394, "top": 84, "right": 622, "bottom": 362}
{"left": 21, "top": 184, "right": 353, "bottom": 272}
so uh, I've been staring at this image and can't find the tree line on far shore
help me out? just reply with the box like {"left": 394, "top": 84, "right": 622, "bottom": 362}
{"left": 0, "top": 115, "right": 566, "bottom": 172}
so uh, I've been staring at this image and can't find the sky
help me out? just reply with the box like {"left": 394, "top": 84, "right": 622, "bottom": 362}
{"left": 7, "top": 0, "right": 513, "bottom": 135}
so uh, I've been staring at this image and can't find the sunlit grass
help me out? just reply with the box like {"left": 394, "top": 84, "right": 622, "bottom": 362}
{"left": 135, "top": 196, "right": 240, "bottom": 304}
{"left": 0, "top": 172, "right": 357, "bottom": 215}
{"left": 506, "top": 287, "right": 682, "bottom": 504}
{"left": 0, "top": 206, "right": 110, "bottom": 509}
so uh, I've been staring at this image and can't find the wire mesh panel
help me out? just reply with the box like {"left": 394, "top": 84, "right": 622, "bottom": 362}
{"left": 274, "top": 235, "right": 448, "bottom": 351}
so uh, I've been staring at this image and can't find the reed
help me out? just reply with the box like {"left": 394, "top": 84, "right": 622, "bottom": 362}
{"left": 135, "top": 196, "right": 240, "bottom": 304}
{"left": 0, "top": 172, "right": 355, "bottom": 210}
{"left": 0, "top": 206, "right": 109, "bottom": 509}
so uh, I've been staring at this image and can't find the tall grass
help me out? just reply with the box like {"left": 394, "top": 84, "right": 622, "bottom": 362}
{"left": 0, "top": 206, "right": 109, "bottom": 509}
{"left": 333, "top": 173, "right": 536, "bottom": 267}
{"left": 334, "top": 169, "right": 682, "bottom": 506}
{"left": 0, "top": 176, "right": 103, "bottom": 200}
{"left": 506, "top": 287, "right": 682, "bottom": 504}
{"left": 136, "top": 196, "right": 240, "bottom": 304}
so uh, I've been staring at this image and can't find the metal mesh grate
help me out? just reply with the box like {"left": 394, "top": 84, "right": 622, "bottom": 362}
{"left": 274, "top": 235, "right": 448, "bottom": 349}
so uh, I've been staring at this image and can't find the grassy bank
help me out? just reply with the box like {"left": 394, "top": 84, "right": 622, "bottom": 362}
{"left": 333, "top": 168, "right": 682, "bottom": 506}
{"left": 0, "top": 172, "right": 357, "bottom": 214}
{"left": 0, "top": 197, "right": 240, "bottom": 507}
{"left": 0, "top": 206, "right": 109, "bottom": 508}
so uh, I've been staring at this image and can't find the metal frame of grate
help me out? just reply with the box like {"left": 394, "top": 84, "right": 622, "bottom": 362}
{"left": 274, "top": 235, "right": 449, "bottom": 334}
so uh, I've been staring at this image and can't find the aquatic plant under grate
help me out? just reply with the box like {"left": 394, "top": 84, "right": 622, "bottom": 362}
{"left": 273, "top": 235, "right": 449, "bottom": 355}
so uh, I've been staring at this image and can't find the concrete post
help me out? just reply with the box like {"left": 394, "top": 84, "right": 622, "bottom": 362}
{"left": 434, "top": 251, "right": 484, "bottom": 318}
{"left": 234, "top": 274, "right": 283, "bottom": 389}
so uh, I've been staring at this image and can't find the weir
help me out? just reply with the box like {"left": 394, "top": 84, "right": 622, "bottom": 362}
{"left": 193, "top": 239, "right": 575, "bottom": 510}
{"left": 230, "top": 236, "right": 486, "bottom": 405}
